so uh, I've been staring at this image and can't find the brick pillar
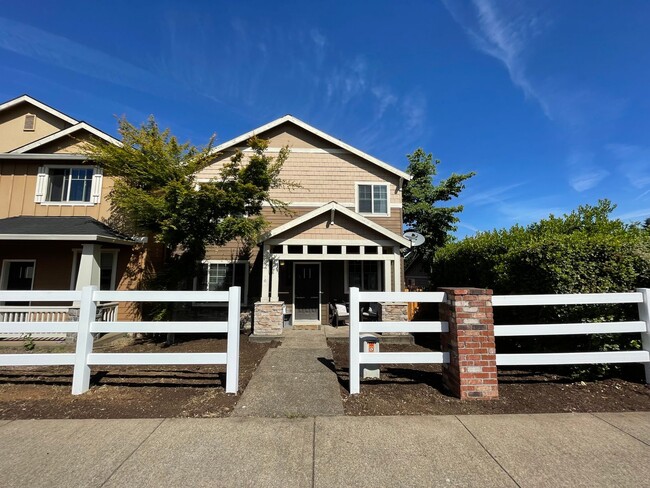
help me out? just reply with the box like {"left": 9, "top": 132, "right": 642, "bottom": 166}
{"left": 438, "top": 287, "right": 498, "bottom": 400}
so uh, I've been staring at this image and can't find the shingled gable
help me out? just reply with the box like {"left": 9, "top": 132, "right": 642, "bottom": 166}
{"left": 210, "top": 115, "right": 411, "bottom": 181}
{"left": 260, "top": 201, "right": 411, "bottom": 247}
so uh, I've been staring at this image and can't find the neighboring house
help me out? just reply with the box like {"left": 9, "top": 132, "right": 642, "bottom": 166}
{"left": 195, "top": 116, "right": 412, "bottom": 333}
{"left": 405, "top": 251, "right": 430, "bottom": 290}
{"left": 0, "top": 95, "right": 153, "bottom": 324}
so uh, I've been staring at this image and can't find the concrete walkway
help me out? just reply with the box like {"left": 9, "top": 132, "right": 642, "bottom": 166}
{"left": 233, "top": 329, "right": 344, "bottom": 417}
{"left": 1, "top": 413, "right": 648, "bottom": 487}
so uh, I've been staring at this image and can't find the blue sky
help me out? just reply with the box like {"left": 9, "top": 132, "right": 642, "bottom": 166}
{"left": 2, "top": 0, "right": 649, "bottom": 236}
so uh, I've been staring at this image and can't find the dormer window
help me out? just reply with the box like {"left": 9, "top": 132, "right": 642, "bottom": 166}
{"left": 24, "top": 114, "right": 36, "bottom": 131}
{"left": 356, "top": 183, "right": 389, "bottom": 216}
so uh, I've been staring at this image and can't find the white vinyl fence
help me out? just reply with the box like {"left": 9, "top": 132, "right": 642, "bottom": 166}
{"left": 348, "top": 287, "right": 448, "bottom": 394}
{"left": 0, "top": 286, "right": 241, "bottom": 395}
{"left": 493, "top": 289, "right": 650, "bottom": 375}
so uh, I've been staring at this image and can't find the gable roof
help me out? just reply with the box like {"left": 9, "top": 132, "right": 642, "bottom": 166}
{"left": 261, "top": 201, "right": 411, "bottom": 247}
{"left": 0, "top": 94, "right": 78, "bottom": 125}
{"left": 10, "top": 122, "right": 121, "bottom": 153}
{"left": 0, "top": 216, "right": 135, "bottom": 245}
{"left": 212, "top": 115, "right": 411, "bottom": 181}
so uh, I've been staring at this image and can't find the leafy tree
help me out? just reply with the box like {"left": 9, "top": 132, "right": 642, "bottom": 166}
{"left": 402, "top": 148, "right": 474, "bottom": 273}
{"left": 84, "top": 116, "right": 291, "bottom": 291}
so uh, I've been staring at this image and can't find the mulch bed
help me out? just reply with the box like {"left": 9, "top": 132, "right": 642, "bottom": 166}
{"left": 0, "top": 335, "right": 277, "bottom": 419}
{"left": 328, "top": 340, "right": 650, "bottom": 416}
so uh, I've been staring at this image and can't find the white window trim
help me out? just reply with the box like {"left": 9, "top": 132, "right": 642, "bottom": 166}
{"left": 355, "top": 182, "right": 390, "bottom": 217}
{"left": 0, "top": 259, "right": 36, "bottom": 305}
{"left": 196, "top": 260, "right": 249, "bottom": 306}
{"left": 35, "top": 165, "right": 103, "bottom": 205}
{"left": 344, "top": 260, "right": 383, "bottom": 293}
{"left": 69, "top": 249, "right": 118, "bottom": 291}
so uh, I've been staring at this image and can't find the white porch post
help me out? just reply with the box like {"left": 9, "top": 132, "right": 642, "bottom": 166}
{"left": 76, "top": 243, "right": 102, "bottom": 290}
{"left": 383, "top": 259, "right": 391, "bottom": 292}
{"left": 270, "top": 257, "right": 280, "bottom": 302}
{"left": 393, "top": 247, "right": 401, "bottom": 292}
{"left": 260, "top": 243, "right": 270, "bottom": 303}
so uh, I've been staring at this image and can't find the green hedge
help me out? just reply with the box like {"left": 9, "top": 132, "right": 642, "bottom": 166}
{"left": 431, "top": 201, "right": 650, "bottom": 376}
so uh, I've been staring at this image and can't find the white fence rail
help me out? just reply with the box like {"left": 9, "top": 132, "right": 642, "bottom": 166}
{"left": 493, "top": 289, "right": 650, "bottom": 373}
{"left": 348, "top": 287, "right": 448, "bottom": 394}
{"left": 0, "top": 286, "right": 241, "bottom": 395}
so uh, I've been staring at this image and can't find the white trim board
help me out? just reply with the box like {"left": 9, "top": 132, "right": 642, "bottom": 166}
{"left": 260, "top": 201, "right": 410, "bottom": 247}
{"left": 11, "top": 122, "right": 121, "bottom": 153}
{"left": 210, "top": 115, "right": 411, "bottom": 181}
{"left": 0, "top": 95, "right": 78, "bottom": 125}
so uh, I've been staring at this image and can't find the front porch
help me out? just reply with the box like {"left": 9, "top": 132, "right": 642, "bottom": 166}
{"left": 251, "top": 202, "right": 411, "bottom": 336}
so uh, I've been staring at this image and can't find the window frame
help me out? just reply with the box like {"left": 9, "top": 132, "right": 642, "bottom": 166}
{"left": 195, "top": 260, "right": 249, "bottom": 306}
{"left": 355, "top": 182, "right": 390, "bottom": 217}
{"left": 344, "top": 260, "right": 383, "bottom": 292}
{"left": 36, "top": 165, "right": 103, "bottom": 206}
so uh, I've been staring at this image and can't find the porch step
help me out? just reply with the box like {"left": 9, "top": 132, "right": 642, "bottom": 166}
{"left": 233, "top": 330, "right": 344, "bottom": 418}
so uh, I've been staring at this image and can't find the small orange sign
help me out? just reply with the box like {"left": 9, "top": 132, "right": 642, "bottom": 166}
{"left": 368, "top": 343, "right": 375, "bottom": 352}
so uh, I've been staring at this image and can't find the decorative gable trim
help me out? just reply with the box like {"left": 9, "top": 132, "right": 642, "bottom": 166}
{"left": 10, "top": 122, "right": 121, "bottom": 154}
{"left": 0, "top": 95, "right": 78, "bottom": 125}
{"left": 260, "top": 201, "right": 411, "bottom": 247}
{"left": 212, "top": 115, "right": 411, "bottom": 181}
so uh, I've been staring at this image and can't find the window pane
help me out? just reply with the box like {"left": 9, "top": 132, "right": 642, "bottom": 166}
{"left": 69, "top": 168, "right": 93, "bottom": 202}
{"left": 100, "top": 252, "right": 114, "bottom": 290}
{"left": 349, "top": 261, "right": 362, "bottom": 288}
{"left": 363, "top": 261, "right": 379, "bottom": 291}
{"left": 47, "top": 168, "right": 68, "bottom": 202}
{"left": 358, "top": 185, "right": 372, "bottom": 213}
{"left": 208, "top": 263, "right": 229, "bottom": 291}
{"left": 373, "top": 185, "right": 387, "bottom": 214}
{"left": 234, "top": 263, "right": 247, "bottom": 289}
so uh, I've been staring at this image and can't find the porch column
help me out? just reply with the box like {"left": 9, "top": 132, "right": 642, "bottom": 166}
{"left": 383, "top": 259, "right": 391, "bottom": 292}
{"left": 270, "top": 257, "right": 280, "bottom": 302}
{"left": 76, "top": 243, "right": 101, "bottom": 290}
{"left": 393, "top": 247, "right": 401, "bottom": 292}
{"left": 260, "top": 243, "right": 270, "bottom": 303}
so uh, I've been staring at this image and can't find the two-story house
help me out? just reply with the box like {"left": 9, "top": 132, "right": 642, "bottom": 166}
{"left": 0, "top": 95, "right": 150, "bottom": 327}
{"left": 195, "top": 116, "right": 411, "bottom": 335}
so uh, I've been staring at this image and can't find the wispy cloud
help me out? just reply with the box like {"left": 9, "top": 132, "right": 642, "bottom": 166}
{"left": 566, "top": 151, "right": 609, "bottom": 192}
{"left": 442, "top": 0, "right": 551, "bottom": 118}
{"left": 461, "top": 182, "right": 526, "bottom": 206}
{"left": 614, "top": 208, "right": 650, "bottom": 222}
{"left": 606, "top": 143, "right": 650, "bottom": 189}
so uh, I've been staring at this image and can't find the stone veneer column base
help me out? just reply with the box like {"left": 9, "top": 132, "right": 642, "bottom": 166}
{"left": 438, "top": 287, "right": 498, "bottom": 400}
{"left": 253, "top": 302, "right": 284, "bottom": 337}
{"left": 378, "top": 302, "right": 413, "bottom": 343}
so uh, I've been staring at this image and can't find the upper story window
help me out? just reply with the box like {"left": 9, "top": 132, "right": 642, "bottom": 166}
{"left": 356, "top": 183, "right": 388, "bottom": 215}
{"left": 35, "top": 166, "right": 103, "bottom": 204}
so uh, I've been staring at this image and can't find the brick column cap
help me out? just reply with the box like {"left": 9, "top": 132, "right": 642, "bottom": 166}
{"left": 437, "top": 287, "right": 493, "bottom": 296}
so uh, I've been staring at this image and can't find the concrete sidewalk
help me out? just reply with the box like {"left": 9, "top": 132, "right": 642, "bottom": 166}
{"left": 1, "top": 412, "right": 648, "bottom": 487}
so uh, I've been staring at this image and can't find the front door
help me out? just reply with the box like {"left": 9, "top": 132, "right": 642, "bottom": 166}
{"left": 294, "top": 263, "right": 320, "bottom": 322}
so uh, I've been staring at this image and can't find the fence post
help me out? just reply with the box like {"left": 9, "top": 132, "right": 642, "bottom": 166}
{"left": 71, "top": 285, "right": 97, "bottom": 395}
{"left": 226, "top": 286, "right": 241, "bottom": 394}
{"left": 349, "top": 287, "right": 361, "bottom": 394}
{"left": 636, "top": 288, "right": 650, "bottom": 384}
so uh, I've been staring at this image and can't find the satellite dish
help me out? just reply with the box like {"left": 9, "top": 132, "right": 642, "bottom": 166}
{"left": 403, "top": 231, "right": 425, "bottom": 247}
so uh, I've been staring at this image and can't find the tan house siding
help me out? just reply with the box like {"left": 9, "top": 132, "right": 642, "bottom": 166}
{"left": 0, "top": 160, "right": 113, "bottom": 219}
{"left": 0, "top": 103, "right": 73, "bottom": 153}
